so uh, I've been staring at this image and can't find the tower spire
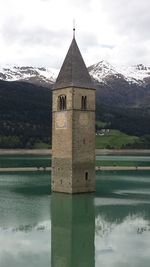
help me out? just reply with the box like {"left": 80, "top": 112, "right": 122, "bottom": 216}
{"left": 53, "top": 37, "right": 94, "bottom": 90}
{"left": 73, "top": 19, "right": 75, "bottom": 39}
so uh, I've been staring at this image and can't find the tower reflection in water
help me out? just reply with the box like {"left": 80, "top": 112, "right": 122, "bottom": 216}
{"left": 51, "top": 193, "right": 95, "bottom": 267}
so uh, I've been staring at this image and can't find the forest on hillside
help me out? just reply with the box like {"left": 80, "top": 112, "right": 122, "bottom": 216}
{"left": 0, "top": 80, "right": 150, "bottom": 148}
{"left": 0, "top": 80, "right": 52, "bottom": 148}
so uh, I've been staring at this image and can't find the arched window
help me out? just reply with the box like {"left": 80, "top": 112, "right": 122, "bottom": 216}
{"left": 81, "top": 96, "right": 87, "bottom": 110}
{"left": 58, "top": 95, "right": 67, "bottom": 111}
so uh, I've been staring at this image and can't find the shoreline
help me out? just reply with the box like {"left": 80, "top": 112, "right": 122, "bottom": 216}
{"left": 0, "top": 149, "right": 51, "bottom": 155}
{"left": 0, "top": 149, "right": 150, "bottom": 156}
{"left": 0, "top": 166, "right": 150, "bottom": 173}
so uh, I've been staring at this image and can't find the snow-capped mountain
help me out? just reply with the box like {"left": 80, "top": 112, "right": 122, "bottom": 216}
{"left": 88, "top": 60, "right": 150, "bottom": 110}
{"left": 88, "top": 61, "right": 150, "bottom": 84}
{"left": 0, "top": 62, "right": 150, "bottom": 87}
{"left": 116, "top": 64, "right": 150, "bottom": 83}
{"left": 0, "top": 65, "right": 57, "bottom": 87}
{"left": 88, "top": 61, "right": 118, "bottom": 83}
{"left": 0, "top": 62, "right": 150, "bottom": 143}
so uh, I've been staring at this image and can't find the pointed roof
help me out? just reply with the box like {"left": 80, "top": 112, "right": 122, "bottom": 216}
{"left": 53, "top": 38, "right": 94, "bottom": 90}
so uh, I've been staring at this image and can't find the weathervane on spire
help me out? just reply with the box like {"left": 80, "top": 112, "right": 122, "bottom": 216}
{"left": 73, "top": 19, "right": 75, "bottom": 39}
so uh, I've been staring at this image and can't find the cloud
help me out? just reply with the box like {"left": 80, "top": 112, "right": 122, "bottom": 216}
{"left": 2, "top": 22, "right": 69, "bottom": 47}
{"left": 0, "top": 221, "right": 51, "bottom": 267}
{"left": 100, "top": 0, "right": 150, "bottom": 40}
{"left": 0, "top": 0, "right": 150, "bottom": 67}
{"left": 109, "top": 41, "right": 150, "bottom": 66}
{"left": 95, "top": 214, "right": 150, "bottom": 267}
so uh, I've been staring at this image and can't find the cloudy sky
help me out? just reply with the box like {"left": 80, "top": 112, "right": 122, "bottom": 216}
{"left": 0, "top": 0, "right": 150, "bottom": 69}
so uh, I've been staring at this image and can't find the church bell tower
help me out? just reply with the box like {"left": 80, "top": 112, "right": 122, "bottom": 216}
{"left": 52, "top": 32, "right": 96, "bottom": 193}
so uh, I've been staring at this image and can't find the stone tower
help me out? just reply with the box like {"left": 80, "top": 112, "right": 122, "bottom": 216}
{"left": 52, "top": 34, "right": 96, "bottom": 193}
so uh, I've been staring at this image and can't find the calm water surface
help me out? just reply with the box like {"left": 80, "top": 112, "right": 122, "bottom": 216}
{"left": 1, "top": 154, "right": 150, "bottom": 168}
{"left": 0, "top": 157, "right": 150, "bottom": 266}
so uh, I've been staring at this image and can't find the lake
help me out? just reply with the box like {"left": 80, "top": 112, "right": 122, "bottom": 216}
{"left": 0, "top": 156, "right": 150, "bottom": 266}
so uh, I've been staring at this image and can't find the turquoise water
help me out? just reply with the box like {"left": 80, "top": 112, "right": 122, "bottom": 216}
{"left": 0, "top": 155, "right": 51, "bottom": 168}
{"left": 97, "top": 155, "right": 150, "bottom": 161}
{"left": 1, "top": 154, "right": 150, "bottom": 168}
{"left": 0, "top": 165, "right": 150, "bottom": 266}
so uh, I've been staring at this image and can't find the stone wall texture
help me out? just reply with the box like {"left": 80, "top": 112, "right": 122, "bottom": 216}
{"left": 52, "top": 87, "right": 96, "bottom": 193}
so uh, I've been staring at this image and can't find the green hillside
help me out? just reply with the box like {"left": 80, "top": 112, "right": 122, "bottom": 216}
{"left": 96, "top": 130, "right": 138, "bottom": 149}
{"left": 0, "top": 79, "right": 150, "bottom": 149}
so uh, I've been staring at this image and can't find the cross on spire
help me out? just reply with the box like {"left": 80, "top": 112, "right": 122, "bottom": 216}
{"left": 73, "top": 19, "right": 75, "bottom": 39}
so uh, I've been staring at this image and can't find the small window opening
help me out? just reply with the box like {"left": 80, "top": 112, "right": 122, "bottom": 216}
{"left": 58, "top": 95, "right": 67, "bottom": 111}
{"left": 60, "top": 179, "right": 62, "bottom": 184}
{"left": 83, "top": 138, "right": 86, "bottom": 144}
{"left": 85, "top": 172, "right": 88, "bottom": 181}
{"left": 81, "top": 96, "right": 87, "bottom": 110}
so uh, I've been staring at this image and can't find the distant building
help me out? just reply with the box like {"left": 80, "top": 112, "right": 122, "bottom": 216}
{"left": 52, "top": 32, "right": 96, "bottom": 193}
{"left": 96, "top": 129, "right": 110, "bottom": 136}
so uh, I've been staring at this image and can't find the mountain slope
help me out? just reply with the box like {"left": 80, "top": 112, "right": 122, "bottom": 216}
{"left": 1, "top": 61, "right": 150, "bottom": 86}
{"left": 0, "top": 80, "right": 52, "bottom": 148}
{"left": 0, "top": 62, "right": 150, "bottom": 148}
{"left": 1, "top": 62, "right": 150, "bottom": 109}
{"left": 0, "top": 66, "right": 56, "bottom": 87}
{"left": 88, "top": 61, "right": 150, "bottom": 85}
{"left": 88, "top": 61, "right": 150, "bottom": 109}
